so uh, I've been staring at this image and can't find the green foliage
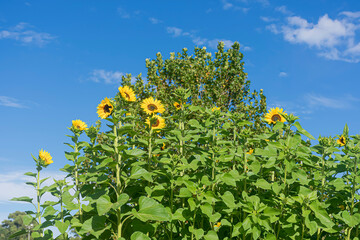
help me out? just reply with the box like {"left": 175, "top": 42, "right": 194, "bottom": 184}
{"left": 14, "top": 42, "right": 360, "bottom": 239}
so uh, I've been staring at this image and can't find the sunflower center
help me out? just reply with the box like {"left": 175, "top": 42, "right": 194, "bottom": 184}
{"left": 340, "top": 138, "right": 345, "bottom": 144}
{"left": 104, "top": 104, "right": 112, "bottom": 113}
{"left": 152, "top": 119, "right": 160, "bottom": 127}
{"left": 271, "top": 114, "right": 281, "bottom": 122}
{"left": 148, "top": 104, "right": 157, "bottom": 111}
{"left": 125, "top": 93, "right": 130, "bottom": 99}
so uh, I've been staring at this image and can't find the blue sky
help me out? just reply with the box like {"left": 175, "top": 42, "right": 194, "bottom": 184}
{"left": 1, "top": 0, "right": 360, "bottom": 221}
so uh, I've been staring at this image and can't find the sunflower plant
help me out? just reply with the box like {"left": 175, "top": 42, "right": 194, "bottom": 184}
{"left": 12, "top": 43, "right": 360, "bottom": 240}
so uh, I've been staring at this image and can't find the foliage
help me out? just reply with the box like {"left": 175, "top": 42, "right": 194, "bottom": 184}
{"left": 0, "top": 211, "right": 36, "bottom": 240}
{"left": 11, "top": 42, "right": 360, "bottom": 240}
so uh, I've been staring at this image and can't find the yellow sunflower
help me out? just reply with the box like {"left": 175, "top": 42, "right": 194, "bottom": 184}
{"left": 97, "top": 97, "right": 113, "bottom": 119}
{"left": 264, "top": 107, "right": 287, "bottom": 124}
{"left": 39, "top": 149, "right": 53, "bottom": 165}
{"left": 337, "top": 136, "right": 346, "bottom": 146}
{"left": 161, "top": 143, "right": 166, "bottom": 150}
{"left": 246, "top": 148, "right": 254, "bottom": 155}
{"left": 141, "top": 97, "right": 165, "bottom": 115}
{"left": 174, "top": 102, "right": 181, "bottom": 110}
{"left": 72, "top": 119, "right": 87, "bottom": 131}
{"left": 214, "top": 222, "right": 221, "bottom": 228}
{"left": 145, "top": 115, "right": 166, "bottom": 130}
{"left": 212, "top": 106, "right": 221, "bottom": 112}
{"left": 118, "top": 86, "right": 136, "bottom": 102}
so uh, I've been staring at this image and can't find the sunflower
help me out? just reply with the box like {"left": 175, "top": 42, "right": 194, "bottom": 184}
{"left": 97, "top": 97, "right": 113, "bottom": 119}
{"left": 264, "top": 107, "right": 287, "bottom": 124}
{"left": 72, "top": 119, "right": 87, "bottom": 131}
{"left": 39, "top": 149, "right": 53, "bottom": 165}
{"left": 141, "top": 97, "right": 165, "bottom": 115}
{"left": 214, "top": 222, "right": 221, "bottom": 228}
{"left": 161, "top": 143, "right": 166, "bottom": 150}
{"left": 174, "top": 102, "right": 181, "bottom": 110}
{"left": 212, "top": 106, "right": 221, "bottom": 112}
{"left": 246, "top": 148, "right": 254, "bottom": 155}
{"left": 145, "top": 115, "right": 166, "bottom": 130}
{"left": 118, "top": 86, "right": 136, "bottom": 102}
{"left": 337, "top": 136, "right": 346, "bottom": 146}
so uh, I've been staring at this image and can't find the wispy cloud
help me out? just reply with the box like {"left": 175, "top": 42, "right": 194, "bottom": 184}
{"left": 279, "top": 72, "right": 288, "bottom": 77}
{"left": 166, "top": 25, "right": 251, "bottom": 51}
{"left": 0, "top": 96, "right": 26, "bottom": 108}
{"left": 275, "top": 5, "right": 293, "bottom": 15}
{"left": 0, "top": 22, "right": 55, "bottom": 46}
{"left": 267, "top": 11, "right": 360, "bottom": 62}
{"left": 268, "top": 93, "right": 359, "bottom": 116}
{"left": 149, "top": 17, "right": 161, "bottom": 24}
{"left": 221, "top": 0, "right": 249, "bottom": 13}
{"left": 89, "top": 69, "right": 125, "bottom": 84}
{"left": 306, "top": 94, "right": 359, "bottom": 109}
{"left": 166, "top": 27, "right": 183, "bottom": 37}
{"left": 260, "top": 16, "right": 277, "bottom": 22}
{"left": 117, "top": 7, "right": 130, "bottom": 19}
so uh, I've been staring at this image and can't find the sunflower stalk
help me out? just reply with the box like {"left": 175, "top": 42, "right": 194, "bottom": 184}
{"left": 36, "top": 166, "right": 42, "bottom": 237}
{"left": 73, "top": 136, "right": 83, "bottom": 223}
{"left": 113, "top": 122, "right": 123, "bottom": 238}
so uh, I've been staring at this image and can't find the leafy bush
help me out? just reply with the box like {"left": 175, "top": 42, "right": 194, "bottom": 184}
{"left": 12, "top": 42, "right": 360, "bottom": 240}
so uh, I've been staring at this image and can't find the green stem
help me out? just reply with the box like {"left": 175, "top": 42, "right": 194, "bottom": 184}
{"left": 114, "top": 123, "right": 123, "bottom": 239}
{"left": 36, "top": 167, "right": 42, "bottom": 237}
{"left": 148, "top": 127, "right": 153, "bottom": 171}
{"left": 190, "top": 210, "right": 197, "bottom": 240}
{"left": 74, "top": 142, "right": 82, "bottom": 223}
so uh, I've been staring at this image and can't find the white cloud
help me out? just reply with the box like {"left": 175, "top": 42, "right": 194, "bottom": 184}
{"left": 0, "top": 22, "right": 55, "bottom": 46}
{"left": 149, "top": 17, "right": 161, "bottom": 24}
{"left": 268, "top": 93, "right": 359, "bottom": 116}
{"left": 0, "top": 96, "right": 26, "bottom": 108}
{"left": 117, "top": 7, "right": 130, "bottom": 19}
{"left": 222, "top": 0, "right": 233, "bottom": 10}
{"left": 267, "top": 12, "right": 360, "bottom": 62}
{"left": 166, "top": 27, "right": 183, "bottom": 37}
{"left": 89, "top": 69, "right": 124, "bottom": 84}
{"left": 260, "top": 16, "right": 277, "bottom": 22}
{"left": 306, "top": 94, "right": 359, "bottom": 109}
{"left": 275, "top": 5, "right": 293, "bottom": 15}
{"left": 340, "top": 11, "right": 360, "bottom": 19}
{"left": 279, "top": 72, "right": 288, "bottom": 77}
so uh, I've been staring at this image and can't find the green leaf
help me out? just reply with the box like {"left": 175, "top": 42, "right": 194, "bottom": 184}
{"left": 130, "top": 166, "right": 153, "bottom": 182}
{"left": 100, "top": 144, "right": 115, "bottom": 153}
{"left": 221, "top": 191, "right": 237, "bottom": 209}
{"left": 125, "top": 148, "right": 146, "bottom": 157}
{"left": 9, "top": 230, "right": 27, "bottom": 239}
{"left": 293, "top": 122, "right": 315, "bottom": 140}
{"left": 11, "top": 196, "right": 33, "bottom": 203}
{"left": 254, "top": 179, "right": 271, "bottom": 190}
{"left": 309, "top": 201, "right": 334, "bottom": 228}
{"left": 79, "top": 216, "right": 109, "bottom": 238}
{"left": 131, "top": 232, "right": 151, "bottom": 240}
{"left": 55, "top": 220, "right": 70, "bottom": 234}
{"left": 194, "top": 228, "right": 204, "bottom": 240}
{"left": 43, "top": 206, "right": 57, "bottom": 217}
{"left": 263, "top": 207, "right": 281, "bottom": 216}
{"left": 22, "top": 215, "right": 33, "bottom": 226}
{"left": 112, "top": 193, "right": 130, "bottom": 210}
{"left": 204, "top": 230, "right": 219, "bottom": 240}
{"left": 220, "top": 173, "right": 236, "bottom": 187}
{"left": 97, "top": 195, "right": 113, "bottom": 215}
{"left": 24, "top": 172, "right": 37, "bottom": 177}
{"left": 133, "top": 197, "right": 170, "bottom": 222}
